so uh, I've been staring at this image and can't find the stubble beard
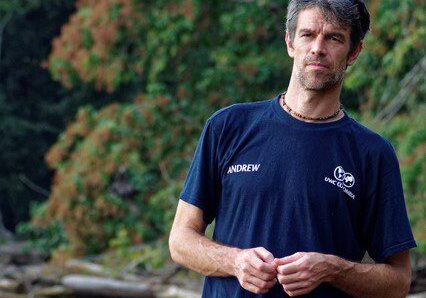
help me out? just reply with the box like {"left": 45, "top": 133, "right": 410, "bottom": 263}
{"left": 296, "top": 61, "right": 346, "bottom": 91}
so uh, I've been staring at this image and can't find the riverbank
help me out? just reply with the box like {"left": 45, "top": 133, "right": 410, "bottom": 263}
{"left": 0, "top": 241, "right": 202, "bottom": 297}
{"left": 1, "top": 241, "right": 425, "bottom": 297}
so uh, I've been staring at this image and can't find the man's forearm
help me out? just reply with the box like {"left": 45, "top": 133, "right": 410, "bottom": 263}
{"left": 169, "top": 226, "right": 240, "bottom": 276}
{"left": 327, "top": 255, "right": 411, "bottom": 298}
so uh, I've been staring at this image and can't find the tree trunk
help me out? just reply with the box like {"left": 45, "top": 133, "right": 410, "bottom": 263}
{"left": 0, "top": 212, "right": 14, "bottom": 242}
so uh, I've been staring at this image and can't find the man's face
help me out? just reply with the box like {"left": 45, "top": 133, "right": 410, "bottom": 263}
{"left": 285, "top": 7, "right": 362, "bottom": 91}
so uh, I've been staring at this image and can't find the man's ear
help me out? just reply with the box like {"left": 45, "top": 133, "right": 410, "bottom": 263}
{"left": 285, "top": 32, "right": 295, "bottom": 58}
{"left": 347, "top": 41, "right": 363, "bottom": 66}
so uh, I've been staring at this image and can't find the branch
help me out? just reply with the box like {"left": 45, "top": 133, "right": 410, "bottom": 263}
{"left": 158, "top": 161, "right": 173, "bottom": 185}
{"left": 0, "top": 11, "right": 13, "bottom": 66}
{"left": 18, "top": 174, "right": 49, "bottom": 197}
{"left": 374, "top": 56, "right": 426, "bottom": 122}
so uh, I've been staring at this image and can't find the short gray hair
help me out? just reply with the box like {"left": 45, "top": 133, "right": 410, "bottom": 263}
{"left": 285, "top": 0, "right": 370, "bottom": 52}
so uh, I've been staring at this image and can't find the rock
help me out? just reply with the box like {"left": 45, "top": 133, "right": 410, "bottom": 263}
{"left": 156, "top": 285, "right": 201, "bottom": 298}
{"left": 0, "top": 242, "right": 48, "bottom": 265}
{"left": 22, "top": 264, "right": 62, "bottom": 285}
{"left": 0, "top": 265, "right": 22, "bottom": 280}
{"left": 0, "top": 278, "right": 21, "bottom": 292}
{"left": 62, "top": 274, "right": 154, "bottom": 297}
{"left": 0, "top": 290, "right": 26, "bottom": 298}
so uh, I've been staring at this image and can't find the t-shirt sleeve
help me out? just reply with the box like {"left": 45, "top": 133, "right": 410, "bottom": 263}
{"left": 362, "top": 142, "right": 417, "bottom": 263}
{"left": 179, "top": 118, "right": 221, "bottom": 224}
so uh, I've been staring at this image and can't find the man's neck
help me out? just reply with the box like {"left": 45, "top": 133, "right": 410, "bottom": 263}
{"left": 284, "top": 78, "right": 343, "bottom": 123}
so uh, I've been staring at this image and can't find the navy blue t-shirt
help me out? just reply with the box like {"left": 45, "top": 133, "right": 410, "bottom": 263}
{"left": 179, "top": 93, "right": 417, "bottom": 297}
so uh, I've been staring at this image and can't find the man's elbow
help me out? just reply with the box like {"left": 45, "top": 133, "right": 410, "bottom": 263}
{"left": 168, "top": 231, "right": 181, "bottom": 264}
{"left": 169, "top": 228, "right": 190, "bottom": 267}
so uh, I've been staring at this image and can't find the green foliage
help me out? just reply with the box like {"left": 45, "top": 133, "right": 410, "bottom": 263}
{"left": 0, "top": 0, "right": 41, "bottom": 17}
{"left": 46, "top": 0, "right": 287, "bottom": 105}
{"left": 361, "top": 105, "right": 426, "bottom": 253}
{"left": 345, "top": 0, "right": 426, "bottom": 111}
{"left": 99, "top": 240, "right": 170, "bottom": 277}
{"left": 16, "top": 202, "right": 67, "bottom": 252}
{"left": 35, "top": 98, "right": 186, "bottom": 255}
{"left": 109, "top": 228, "right": 133, "bottom": 258}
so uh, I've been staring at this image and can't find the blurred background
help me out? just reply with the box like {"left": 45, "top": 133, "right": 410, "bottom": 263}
{"left": 0, "top": 0, "right": 424, "bottom": 297}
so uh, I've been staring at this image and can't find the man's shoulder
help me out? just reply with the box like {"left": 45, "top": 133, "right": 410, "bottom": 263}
{"left": 348, "top": 116, "right": 396, "bottom": 156}
{"left": 207, "top": 98, "right": 272, "bottom": 130}
{"left": 210, "top": 98, "right": 272, "bottom": 119}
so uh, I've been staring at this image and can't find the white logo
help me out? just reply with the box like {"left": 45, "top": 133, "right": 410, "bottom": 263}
{"left": 324, "top": 166, "right": 356, "bottom": 199}
{"left": 333, "top": 166, "right": 355, "bottom": 188}
{"left": 227, "top": 164, "right": 260, "bottom": 174}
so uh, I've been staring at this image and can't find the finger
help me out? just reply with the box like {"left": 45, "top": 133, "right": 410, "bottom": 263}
{"left": 274, "top": 252, "right": 304, "bottom": 266}
{"left": 241, "top": 279, "right": 274, "bottom": 295}
{"left": 277, "top": 262, "right": 300, "bottom": 275}
{"left": 246, "top": 274, "right": 277, "bottom": 291}
{"left": 249, "top": 254, "right": 277, "bottom": 274}
{"left": 254, "top": 247, "right": 275, "bottom": 263}
{"left": 276, "top": 254, "right": 306, "bottom": 275}
{"left": 247, "top": 274, "right": 277, "bottom": 288}
{"left": 277, "top": 271, "right": 305, "bottom": 284}
{"left": 282, "top": 280, "right": 309, "bottom": 291}
{"left": 248, "top": 263, "right": 277, "bottom": 281}
{"left": 240, "top": 259, "right": 276, "bottom": 281}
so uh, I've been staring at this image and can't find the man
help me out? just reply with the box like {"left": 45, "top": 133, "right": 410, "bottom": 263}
{"left": 169, "top": 0, "right": 417, "bottom": 297}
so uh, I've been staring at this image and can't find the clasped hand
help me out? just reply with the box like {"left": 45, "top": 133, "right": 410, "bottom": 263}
{"left": 234, "top": 248, "right": 332, "bottom": 296}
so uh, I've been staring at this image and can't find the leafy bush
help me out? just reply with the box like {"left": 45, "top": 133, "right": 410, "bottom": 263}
{"left": 17, "top": 202, "right": 67, "bottom": 253}
{"left": 29, "top": 97, "right": 188, "bottom": 255}
{"left": 361, "top": 106, "right": 426, "bottom": 253}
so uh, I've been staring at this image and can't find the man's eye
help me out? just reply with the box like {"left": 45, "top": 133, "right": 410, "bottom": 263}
{"left": 301, "top": 33, "right": 311, "bottom": 37}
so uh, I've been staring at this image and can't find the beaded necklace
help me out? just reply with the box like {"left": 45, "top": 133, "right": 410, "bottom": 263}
{"left": 280, "top": 92, "right": 342, "bottom": 121}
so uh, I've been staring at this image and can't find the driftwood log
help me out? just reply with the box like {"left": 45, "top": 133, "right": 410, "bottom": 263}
{"left": 65, "top": 259, "right": 111, "bottom": 276}
{"left": 61, "top": 274, "right": 154, "bottom": 297}
{"left": 64, "top": 259, "right": 144, "bottom": 282}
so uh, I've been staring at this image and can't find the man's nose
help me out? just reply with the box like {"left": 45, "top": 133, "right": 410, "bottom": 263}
{"left": 310, "top": 36, "right": 326, "bottom": 56}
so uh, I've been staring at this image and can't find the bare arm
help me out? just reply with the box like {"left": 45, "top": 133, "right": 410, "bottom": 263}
{"left": 275, "top": 250, "right": 411, "bottom": 297}
{"left": 168, "top": 199, "right": 238, "bottom": 276}
{"left": 329, "top": 250, "right": 411, "bottom": 298}
{"left": 169, "top": 199, "right": 277, "bottom": 294}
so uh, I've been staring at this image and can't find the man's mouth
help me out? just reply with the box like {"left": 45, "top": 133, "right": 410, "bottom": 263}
{"left": 306, "top": 63, "right": 329, "bottom": 70}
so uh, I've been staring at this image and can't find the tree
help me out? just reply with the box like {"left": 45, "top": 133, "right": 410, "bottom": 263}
{"left": 0, "top": 0, "right": 120, "bottom": 231}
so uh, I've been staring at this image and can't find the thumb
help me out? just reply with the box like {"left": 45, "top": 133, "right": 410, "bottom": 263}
{"left": 254, "top": 247, "right": 274, "bottom": 263}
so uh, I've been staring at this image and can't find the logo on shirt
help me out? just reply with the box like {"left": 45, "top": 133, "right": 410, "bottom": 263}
{"left": 324, "top": 166, "right": 355, "bottom": 199}
{"left": 227, "top": 164, "right": 260, "bottom": 174}
{"left": 333, "top": 166, "right": 355, "bottom": 188}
